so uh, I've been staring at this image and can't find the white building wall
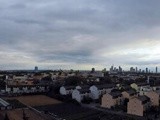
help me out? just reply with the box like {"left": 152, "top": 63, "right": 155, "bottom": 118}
{"left": 5, "top": 86, "right": 11, "bottom": 93}
{"left": 72, "top": 89, "right": 82, "bottom": 102}
{"left": 23, "top": 87, "right": 28, "bottom": 93}
{"left": 13, "top": 87, "right": 19, "bottom": 93}
{"left": 90, "top": 86, "right": 99, "bottom": 99}
{"left": 60, "top": 86, "right": 67, "bottom": 95}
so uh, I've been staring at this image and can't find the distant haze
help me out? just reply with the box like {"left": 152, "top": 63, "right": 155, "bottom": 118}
{"left": 0, "top": 0, "right": 160, "bottom": 71}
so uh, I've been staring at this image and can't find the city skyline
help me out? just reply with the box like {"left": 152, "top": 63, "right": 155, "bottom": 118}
{"left": 1, "top": 0, "right": 160, "bottom": 70}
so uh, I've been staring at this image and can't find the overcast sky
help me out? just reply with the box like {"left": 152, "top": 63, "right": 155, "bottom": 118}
{"left": 0, "top": 0, "right": 160, "bottom": 71}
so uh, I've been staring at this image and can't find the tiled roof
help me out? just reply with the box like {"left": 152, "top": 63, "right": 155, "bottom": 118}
{"left": 78, "top": 89, "right": 90, "bottom": 94}
{"left": 63, "top": 86, "right": 76, "bottom": 90}
{"left": 138, "top": 95, "right": 150, "bottom": 104}
{"left": 109, "top": 92, "right": 122, "bottom": 98}
{"left": 125, "top": 89, "right": 137, "bottom": 96}
{"left": 95, "top": 84, "right": 115, "bottom": 89}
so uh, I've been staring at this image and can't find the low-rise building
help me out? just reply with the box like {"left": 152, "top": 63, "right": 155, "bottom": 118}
{"left": 13, "top": 75, "right": 28, "bottom": 81}
{"left": 139, "top": 86, "right": 153, "bottom": 95}
{"left": 59, "top": 86, "right": 75, "bottom": 95}
{"left": 127, "top": 96, "right": 150, "bottom": 116}
{"left": 101, "top": 92, "right": 122, "bottom": 108}
{"left": 130, "top": 83, "right": 149, "bottom": 92}
{"left": 90, "top": 84, "right": 115, "bottom": 99}
{"left": 122, "top": 89, "right": 137, "bottom": 99}
{"left": 72, "top": 89, "right": 91, "bottom": 102}
{"left": 146, "top": 90, "right": 160, "bottom": 106}
{"left": 6, "top": 85, "right": 49, "bottom": 94}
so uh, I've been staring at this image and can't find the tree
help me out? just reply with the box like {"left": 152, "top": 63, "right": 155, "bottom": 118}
{"left": 64, "top": 76, "right": 83, "bottom": 86}
{"left": 91, "top": 68, "right": 95, "bottom": 73}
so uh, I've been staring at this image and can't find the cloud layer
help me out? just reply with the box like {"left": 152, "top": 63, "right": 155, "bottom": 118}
{"left": 0, "top": 0, "right": 160, "bottom": 70}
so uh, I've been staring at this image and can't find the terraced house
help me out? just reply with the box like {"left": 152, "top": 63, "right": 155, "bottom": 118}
{"left": 127, "top": 96, "right": 151, "bottom": 116}
{"left": 101, "top": 91, "right": 122, "bottom": 108}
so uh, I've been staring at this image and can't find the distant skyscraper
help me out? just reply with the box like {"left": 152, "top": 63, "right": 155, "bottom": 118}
{"left": 35, "top": 66, "right": 38, "bottom": 72}
{"left": 136, "top": 67, "right": 138, "bottom": 73}
{"left": 142, "top": 70, "right": 145, "bottom": 73}
{"left": 130, "top": 67, "right": 135, "bottom": 72}
{"left": 139, "top": 69, "right": 141, "bottom": 73}
{"left": 110, "top": 65, "right": 114, "bottom": 72}
{"left": 156, "top": 67, "right": 158, "bottom": 73}
{"left": 146, "top": 68, "right": 148, "bottom": 73}
{"left": 119, "top": 66, "right": 122, "bottom": 72}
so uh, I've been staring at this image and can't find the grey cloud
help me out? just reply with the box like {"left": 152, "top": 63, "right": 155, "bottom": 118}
{"left": 0, "top": 0, "right": 160, "bottom": 70}
{"left": 9, "top": 3, "right": 26, "bottom": 9}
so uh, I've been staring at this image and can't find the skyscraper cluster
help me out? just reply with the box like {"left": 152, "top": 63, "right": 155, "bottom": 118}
{"left": 109, "top": 65, "right": 122, "bottom": 73}
{"left": 109, "top": 65, "right": 158, "bottom": 73}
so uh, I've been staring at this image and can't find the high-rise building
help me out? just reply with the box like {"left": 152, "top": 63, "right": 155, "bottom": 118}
{"left": 110, "top": 65, "right": 114, "bottom": 72}
{"left": 146, "top": 68, "right": 148, "bottom": 73}
{"left": 136, "top": 67, "right": 138, "bottom": 73}
{"left": 149, "top": 69, "right": 150, "bottom": 73}
{"left": 35, "top": 66, "right": 38, "bottom": 72}
{"left": 156, "top": 67, "right": 158, "bottom": 73}
{"left": 119, "top": 66, "right": 122, "bottom": 72}
{"left": 130, "top": 67, "right": 135, "bottom": 72}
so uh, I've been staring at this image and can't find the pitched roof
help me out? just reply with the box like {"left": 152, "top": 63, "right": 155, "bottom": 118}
{"left": 125, "top": 89, "right": 137, "bottom": 96}
{"left": 95, "top": 84, "right": 115, "bottom": 89}
{"left": 138, "top": 95, "right": 150, "bottom": 104}
{"left": 109, "top": 92, "right": 122, "bottom": 98}
{"left": 136, "top": 83, "right": 149, "bottom": 86}
{"left": 78, "top": 89, "right": 90, "bottom": 94}
{"left": 77, "top": 85, "right": 90, "bottom": 89}
{"left": 63, "top": 86, "right": 76, "bottom": 90}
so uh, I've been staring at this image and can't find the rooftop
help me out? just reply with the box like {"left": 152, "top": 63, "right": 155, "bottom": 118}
{"left": 109, "top": 92, "right": 122, "bottom": 98}
{"left": 95, "top": 84, "right": 115, "bottom": 89}
{"left": 138, "top": 95, "right": 150, "bottom": 104}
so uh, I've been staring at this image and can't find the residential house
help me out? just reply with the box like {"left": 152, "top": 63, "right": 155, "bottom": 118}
{"left": 90, "top": 84, "right": 115, "bottom": 99}
{"left": 146, "top": 90, "right": 160, "bottom": 106}
{"left": 130, "top": 83, "right": 149, "bottom": 92}
{"left": 72, "top": 88, "right": 91, "bottom": 102}
{"left": 139, "top": 86, "right": 153, "bottom": 95}
{"left": 101, "top": 92, "right": 122, "bottom": 108}
{"left": 6, "top": 85, "right": 49, "bottom": 94}
{"left": 13, "top": 75, "right": 28, "bottom": 81}
{"left": 59, "top": 86, "right": 75, "bottom": 95}
{"left": 127, "top": 96, "right": 150, "bottom": 116}
{"left": 122, "top": 89, "right": 137, "bottom": 99}
{"left": 117, "top": 84, "right": 132, "bottom": 91}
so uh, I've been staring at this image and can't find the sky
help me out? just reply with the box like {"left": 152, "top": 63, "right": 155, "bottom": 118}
{"left": 0, "top": 0, "right": 160, "bottom": 71}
